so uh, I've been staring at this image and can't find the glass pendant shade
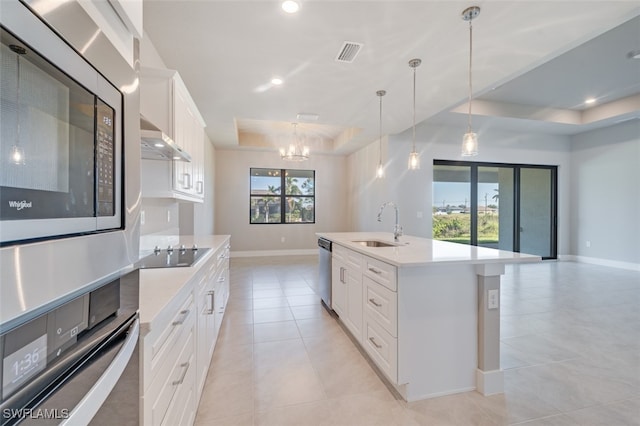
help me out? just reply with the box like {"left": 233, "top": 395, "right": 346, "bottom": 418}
{"left": 461, "top": 131, "right": 478, "bottom": 156}
{"left": 11, "top": 145, "right": 25, "bottom": 165}
{"left": 408, "top": 150, "right": 420, "bottom": 169}
{"left": 376, "top": 162, "right": 385, "bottom": 179}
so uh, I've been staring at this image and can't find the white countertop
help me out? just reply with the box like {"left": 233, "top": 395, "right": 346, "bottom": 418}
{"left": 317, "top": 232, "right": 540, "bottom": 267}
{"left": 139, "top": 235, "right": 230, "bottom": 330}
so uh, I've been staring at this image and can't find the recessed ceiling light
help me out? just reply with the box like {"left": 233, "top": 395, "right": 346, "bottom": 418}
{"left": 281, "top": 1, "right": 299, "bottom": 14}
{"left": 584, "top": 97, "right": 597, "bottom": 105}
{"left": 296, "top": 112, "right": 319, "bottom": 121}
{"left": 271, "top": 77, "right": 283, "bottom": 85}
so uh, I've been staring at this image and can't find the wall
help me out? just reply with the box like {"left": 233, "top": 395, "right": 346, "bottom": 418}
{"left": 569, "top": 120, "right": 640, "bottom": 268}
{"left": 347, "top": 123, "right": 573, "bottom": 256}
{"left": 215, "top": 149, "right": 349, "bottom": 253}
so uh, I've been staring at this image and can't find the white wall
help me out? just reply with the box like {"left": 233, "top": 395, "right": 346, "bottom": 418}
{"left": 347, "top": 123, "right": 573, "bottom": 256}
{"left": 215, "top": 149, "right": 349, "bottom": 252}
{"left": 569, "top": 120, "right": 640, "bottom": 267}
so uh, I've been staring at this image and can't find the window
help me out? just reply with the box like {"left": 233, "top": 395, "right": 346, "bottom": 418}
{"left": 433, "top": 160, "right": 557, "bottom": 259}
{"left": 250, "top": 168, "right": 315, "bottom": 224}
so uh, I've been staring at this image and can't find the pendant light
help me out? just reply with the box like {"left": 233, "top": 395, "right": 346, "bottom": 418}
{"left": 10, "top": 44, "right": 26, "bottom": 165}
{"left": 375, "top": 90, "right": 386, "bottom": 179}
{"left": 279, "top": 122, "right": 309, "bottom": 161}
{"left": 408, "top": 58, "right": 421, "bottom": 170}
{"left": 461, "top": 6, "right": 480, "bottom": 157}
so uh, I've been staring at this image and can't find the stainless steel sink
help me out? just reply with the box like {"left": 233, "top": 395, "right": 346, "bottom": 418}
{"left": 353, "top": 240, "right": 398, "bottom": 248}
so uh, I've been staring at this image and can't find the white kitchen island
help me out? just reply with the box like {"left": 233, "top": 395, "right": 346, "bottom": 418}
{"left": 317, "top": 232, "right": 540, "bottom": 402}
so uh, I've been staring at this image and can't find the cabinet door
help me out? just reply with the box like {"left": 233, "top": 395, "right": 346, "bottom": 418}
{"left": 331, "top": 259, "right": 347, "bottom": 317}
{"left": 344, "top": 267, "right": 363, "bottom": 341}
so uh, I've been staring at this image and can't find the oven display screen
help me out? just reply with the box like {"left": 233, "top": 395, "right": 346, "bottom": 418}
{"left": 2, "top": 335, "right": 47, "bottom": 398}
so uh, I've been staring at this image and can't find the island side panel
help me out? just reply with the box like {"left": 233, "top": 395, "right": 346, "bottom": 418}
{"left": 397, "top": 263, "right": 478, "bottom": 401}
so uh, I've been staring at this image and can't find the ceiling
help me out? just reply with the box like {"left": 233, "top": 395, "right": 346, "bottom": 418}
{"left": 143, "top": 1, "right": 640, "bottom": 155}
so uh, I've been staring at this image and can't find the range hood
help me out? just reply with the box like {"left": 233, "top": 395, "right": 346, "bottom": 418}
{"left": 140, "top": 115, "right": 191, "bottom": 162}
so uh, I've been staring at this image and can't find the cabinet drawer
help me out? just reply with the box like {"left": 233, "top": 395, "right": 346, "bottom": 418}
{"left": 363, "top": 276, "right": 397, "bottom": 337}
{"left": 151, "top": 326, "right": 194, "bottom": 426}
{"left": 363, "top": 315, "right": 398, "bottom": 384}
{"left": 161, "top": 347, "right": 196, "bottom": 426}
{"left": 149, "top": 294, "right": 194, "bottom": 377}
{"left": 363, "top": 256, "right": 396, "bottom": 291}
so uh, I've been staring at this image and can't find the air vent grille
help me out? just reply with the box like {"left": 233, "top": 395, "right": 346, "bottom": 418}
{"left": 335, "top": 41, "right": 363, "bottom": 63}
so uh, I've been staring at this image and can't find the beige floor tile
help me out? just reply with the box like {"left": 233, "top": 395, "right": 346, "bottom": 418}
{"left": 253, "top": 365, "right": 326, "bottom": 412}
{"left": 290, "top": 304, "right": 327, "bottom": 320}
{"left": 222, "top": 308, "right": 254, "bottom": 326}
{"left": 253, "top": 307, "right": 294, "bottom": 323}
{"left": 217, "top": 321, "right": 254, "bottom": 346}
{"left": 282, "top": 286, "right": 316, "bottom": 296}
{"left": 296, "top": 315, "right": 344, "bottom": 339}
{"left": 195, "top": 412, "right": 254, "bottom": 426}
{"left": 209, "top": 342, "right": 253, "bottom": 376}
{"left": 324, "top": 390, "right": 417, "bottom": 426}
{"left": 255, "top": 400, "right": 332, "bottom": 426}
{"left": 252, "top": 296, "right": 289, "bottom": 309}
{"left": 564, "top": 397, "right": 640, "bottom": 425}
{"left": 196, "top": 371, "right": 253, "bottom": 421}
{"left": 253, "top": 288, "right": 285, "bottom": 299}
{"left": 286, "top": 294, "right": 321, "bottom": 307}
{"left": 253, "top": 320, "right": 301, "bottom": 343}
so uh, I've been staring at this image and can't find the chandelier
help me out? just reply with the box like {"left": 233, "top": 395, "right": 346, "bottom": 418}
{"left": 280, "top": 122, "right": 309, "bottom": 161}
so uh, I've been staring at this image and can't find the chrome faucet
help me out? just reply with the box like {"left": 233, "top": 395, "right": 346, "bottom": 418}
{"left": 377, "top": 202, "right": 402, "bottom": 241}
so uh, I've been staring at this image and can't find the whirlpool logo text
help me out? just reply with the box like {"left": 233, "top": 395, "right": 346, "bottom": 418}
{"left": 8, "top": 200, "right": 32, "bottom": 210}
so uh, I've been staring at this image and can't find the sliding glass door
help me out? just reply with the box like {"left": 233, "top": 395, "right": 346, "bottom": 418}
{"left": 433, "top": 161, "right": 557, "bottom": 259}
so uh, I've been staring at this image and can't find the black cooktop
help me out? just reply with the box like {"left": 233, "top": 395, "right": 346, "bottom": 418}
{"left": 137, "top": 246, "right": 211, "bottom": 269}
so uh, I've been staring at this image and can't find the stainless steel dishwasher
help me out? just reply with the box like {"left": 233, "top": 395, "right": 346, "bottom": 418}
{"left": 318, "top": 238, "right": 333, "bottom": 311}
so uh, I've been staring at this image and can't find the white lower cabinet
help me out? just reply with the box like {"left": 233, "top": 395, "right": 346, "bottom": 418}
{"left": 141, "top": 238, "right": 231, "bottom": 426}
{"left": 332, "top": 244, "right": 398, "bottom": 383}
{"left": 331, "top": 245, "right": 363, "bottom": 341}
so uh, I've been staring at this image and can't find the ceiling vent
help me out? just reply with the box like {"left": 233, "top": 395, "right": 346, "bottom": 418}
{"left": 335, "top": 41, "right": 363, "bottom": 63}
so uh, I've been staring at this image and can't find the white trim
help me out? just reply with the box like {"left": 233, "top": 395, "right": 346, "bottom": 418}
{"left": 231, "top": 249, "right": 317, "bottom": 258}
{"left": 559, "top": 255, "right": 640, "bottom": 272}
{"left": 476, "top": 368, "right": 504, "bottom": 396}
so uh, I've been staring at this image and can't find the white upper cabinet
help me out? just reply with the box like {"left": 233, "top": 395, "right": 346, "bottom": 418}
{"left": 140, "top": 68, "right": 206, "bottom": 202}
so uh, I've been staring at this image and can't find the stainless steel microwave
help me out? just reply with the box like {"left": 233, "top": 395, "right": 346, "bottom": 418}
{"left": 0, "top": 9, "right": 123, "bottom": 245}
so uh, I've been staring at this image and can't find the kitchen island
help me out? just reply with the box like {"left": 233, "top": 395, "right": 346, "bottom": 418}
{"left": 317, "top": 232, "right": 540, "bottom": 402}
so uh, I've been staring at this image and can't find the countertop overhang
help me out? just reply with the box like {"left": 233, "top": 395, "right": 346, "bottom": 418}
{"left": 317, "top": 232, "right": 541, "bottom": 267}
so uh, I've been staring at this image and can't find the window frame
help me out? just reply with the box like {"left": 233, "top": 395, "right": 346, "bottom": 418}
{"left": 249, "top": 168, "right": 316, "bottom": 224}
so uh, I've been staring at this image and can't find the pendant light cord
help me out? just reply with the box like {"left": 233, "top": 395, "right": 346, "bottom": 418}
{"left": 16, "top": 52, "right": 22, "bottom": 148}
{"left": 379, "top": 92, "right": 383, "bottom": 164}
{"left": 412, "top": 65, "right": 416, "bottom": 151}
{"left": 467, "top": 18, "right": 473, "bottom": 133}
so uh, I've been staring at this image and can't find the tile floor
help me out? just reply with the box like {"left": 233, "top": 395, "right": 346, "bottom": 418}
{"left": 195, "top": 256, "right": 640, "bottom": 426}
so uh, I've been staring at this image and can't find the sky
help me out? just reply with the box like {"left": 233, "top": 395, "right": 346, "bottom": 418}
{"left": 433, "top": 182, "right": 499, "bottom": 209}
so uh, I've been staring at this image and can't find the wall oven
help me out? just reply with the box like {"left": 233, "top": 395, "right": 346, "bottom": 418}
{"left": 0, "top": 9, "right": 123, "bottom": 246}
{"left": 0, "top": 269, "right": 139, "bottom": 426}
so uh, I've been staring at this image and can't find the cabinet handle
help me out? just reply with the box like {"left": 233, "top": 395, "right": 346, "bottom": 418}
{"left": 183, "top": 173, "right": 192, "bottom": 189}
{"left": 217, "top": 252, "right": 226, "bottom": 260}
{"left": 368, "top": 267, "right": 382, "bottom": 275}
{"left": 196, "top": 180, "right": 204, "bottom": 194}
{"left": 207, "top": 290, "right": 215, "bottom": 314}
{"left": 340, "top": 267, "right": 346, "bottom": 284}
{"left": 172, "top": 362, "right": 190, "bottom": 385}
{"left": 369, "top": 337, "right": 382, "bottom": 349}
{"left": 172, "top": 309, "right": 190, "bottom": 326}
{"left": 368, "top": 298, "right": 382, "bottom": 307}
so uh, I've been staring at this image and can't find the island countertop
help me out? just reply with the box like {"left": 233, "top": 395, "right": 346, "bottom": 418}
{"left": 316, "top": 232, "right": 540, "bottom": 267}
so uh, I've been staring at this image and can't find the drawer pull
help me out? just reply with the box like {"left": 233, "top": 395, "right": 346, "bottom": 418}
{"left": 217, "top": 276, "right": 225, "bottom": 283}
{"left": 172, "top": 362, "right": 190, "bottom": 386}
{"left": 207, "top": 290, "right": 215, "bottom": 314}
{"left": 368, "top": 267, "right": 382, "bottom": 275}
{"left": 339, "top": 267, "right": 345, "bottom": 284}
{"left": 369, "top": 337, "right": 382, "bottom": 349}
{"left": 368, "top": 298, "right": 382, "bottom": 307}
{"left": 218, "top": 253, "right": 225, "bottom": 260}
{"left": 172, "top": 309, "right": 190, "bottom": 326}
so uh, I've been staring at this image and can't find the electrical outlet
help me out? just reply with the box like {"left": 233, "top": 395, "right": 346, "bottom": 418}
{"left": 281, "top": 237, "right": 285, "bottom": 243}
{"left": 488, "top": 289, "right": 499, "bottom": 310}
{"left": 167, "top": 210, "right": 171, "bottom": 223}
{"left": 416, "top": 211, "right": 423, "bottom": 219}
{"left": 141, "top": 210, "right": 145, "bottom": 225}
{"left": 586, "top": 241, "right": 591, "bottom": 248}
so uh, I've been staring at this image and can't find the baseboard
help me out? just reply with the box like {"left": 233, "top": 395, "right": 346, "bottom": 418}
{"left": 476, "top": 368, "right": 504, "bottom": 396}
{"left": 231, "top": 249, "right": 317, "bottom": 258}
{"left": 559, "top": 255, "right": 640, "bottom": 272}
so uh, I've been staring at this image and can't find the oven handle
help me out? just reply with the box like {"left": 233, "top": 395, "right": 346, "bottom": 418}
{"left": 59, "top": 317, "right": 139, "bottom": 426}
